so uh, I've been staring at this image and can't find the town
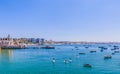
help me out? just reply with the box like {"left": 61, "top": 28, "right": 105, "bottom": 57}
{"left": 0, "top": 35, "right": 120, "bottom": 49}
{"left": 0, "top": 35, "right": 47, "bottom": 49}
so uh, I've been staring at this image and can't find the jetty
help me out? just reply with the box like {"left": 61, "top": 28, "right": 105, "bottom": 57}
{"left": 1, "top": 46, "right": 26, "bottom": 49}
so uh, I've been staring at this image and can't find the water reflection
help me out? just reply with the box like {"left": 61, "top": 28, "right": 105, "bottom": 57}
{"left": 0, "top": 49, "right": 13, "bottom": 62}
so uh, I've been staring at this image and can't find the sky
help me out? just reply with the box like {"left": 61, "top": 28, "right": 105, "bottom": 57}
{"left": 0, "top": 0, "right": 120, "bottom": 42}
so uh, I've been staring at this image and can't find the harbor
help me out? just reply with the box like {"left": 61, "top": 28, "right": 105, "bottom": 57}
{"left": 0, "top": 35, "right": 120, "bottom": 74}
{"left": 1, "top": 0, "right": 120, "bottom": 73}
{"left": 0, "top": 44, "right": 120, "bottom": 74}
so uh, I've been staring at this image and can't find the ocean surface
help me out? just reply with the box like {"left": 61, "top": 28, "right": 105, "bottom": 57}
{"left": 0, "top": 44, "right": 120, "bottom": 74}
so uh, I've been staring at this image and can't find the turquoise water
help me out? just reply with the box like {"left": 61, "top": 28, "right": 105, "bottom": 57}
{"left": 0, "top": 44, "right": 120, "bottom": 74}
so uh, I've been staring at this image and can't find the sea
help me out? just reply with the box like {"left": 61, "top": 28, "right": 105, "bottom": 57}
{"left": 0, "top": 44, "right": 120, "bottom": 74}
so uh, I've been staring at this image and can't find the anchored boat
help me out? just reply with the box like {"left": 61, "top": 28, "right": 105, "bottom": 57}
{"left": 40, "top": 46, "right": 55, "bottom": 49}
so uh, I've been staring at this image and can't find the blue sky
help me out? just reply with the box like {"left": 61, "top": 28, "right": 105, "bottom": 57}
{"left": 0, "top": 0, "right": 120, "bottom": 42}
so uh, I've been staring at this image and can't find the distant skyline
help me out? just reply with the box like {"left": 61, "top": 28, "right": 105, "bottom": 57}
{"left": 0, "top": 0, "right": 120, "bottom": 42}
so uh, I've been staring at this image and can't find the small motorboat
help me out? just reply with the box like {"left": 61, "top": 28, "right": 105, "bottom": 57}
{"left": 112, "top": 53, "right": 115, "bottom": 55}
{"left": 69, "top": 58, "right": 72, "bottom": 63}
{"left": 52, "top": 58, "right": 56, "bottom": 63}
{"left": 100, "top": 49, "right": 103, "bottom": 52}
{"left": 64, "top": 59, "right": 68, "bottom": 64}
{"left": 85, "top": 47, "right": 89, "bottom": 49}
{"left": 98, "top": 47, "right": 108, "bottom": 50}
{"left": 83, "top": 64, "right": 92, "bottom": 68}
{"left": 114, "top": 50, "right": 120, "bottom": 53}
{"left": 79, "top": 53, "right": 86, "bottom": 55}
{"left": 111, "top": 49, "right": 116, "bottom": 51}
{"left": 104, "top": 55, "right": 112, "bottom": 59}
{"left": 90, "top": 50, "right": 96, "bottom": 53}
{"left": 41, "top": 46, "right": 55, "bottom": 49}
{"left": 75, "top": 46, "right": 78, "bottom": 48}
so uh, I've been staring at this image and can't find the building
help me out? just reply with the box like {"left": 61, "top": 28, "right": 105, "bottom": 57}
{"left": 40, "top": 38, "right": 45, "bottom": 45}
{"left": 36, "top": 38, "right": 45, "bottom": 45}
{"left": 29, "top": 38, "right": 37, "bottom": 43}
{"left": 0, "top": 35, "right": 14, "bottom": 47}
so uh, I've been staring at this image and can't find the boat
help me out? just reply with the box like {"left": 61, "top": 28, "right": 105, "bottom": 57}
{"left": 85, "top": 47, "right": 89, "bottom": 49}
{"left": 79, "top": 53, "right": 86, "bottom": 55}
{"left": 100, "top": 49, "right": 103, "bottom": 52}
{"left": 83, "top": 64, "right": 92, "bottom": 68}
{"left": 52, "top": 58, "right": 56, "bottom": 63}
{"left": 75, "top": 46, "right": 78, "bottom": 48}
{"left": 98, "top": 46, "right": 108, "bottom": 50}
{"left": 104, "top": 55, "right": 112, "bottom": 59}
{"left": 40, "top": 46, "right": 55, "bottom": 49}
{"left": 90, "top": 50, "right": 96, "bottom": 53}
{"left": 114, "top": 50, "right": 120, "bottom": 53}
{"left": 112, "top": 53, "right": 115, "bottom": 55}
{"left": 111, "top": 49, "right": 116, "bottom": 51}
{"left": 113, "top": 46, "right": 119, "bottom": 50}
